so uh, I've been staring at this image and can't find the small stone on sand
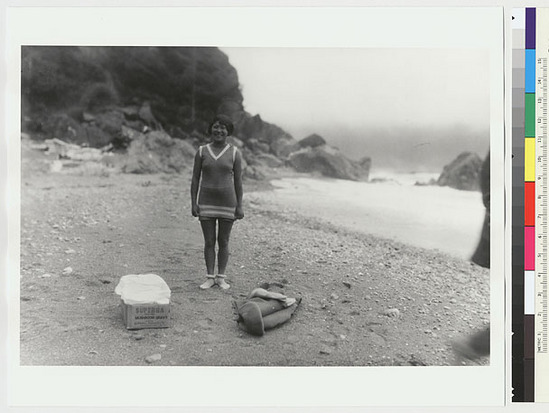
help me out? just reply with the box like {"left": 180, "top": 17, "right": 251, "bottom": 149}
{"left": 384, "top": 308, "right": 400, "bottom": 318}
{"left": 145, "top": 354, "right": 161, "bottom": 363}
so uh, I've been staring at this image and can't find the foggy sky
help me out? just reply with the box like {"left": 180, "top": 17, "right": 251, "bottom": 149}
{"left": 222, "top": 47, "right": 490, "bottom": 172}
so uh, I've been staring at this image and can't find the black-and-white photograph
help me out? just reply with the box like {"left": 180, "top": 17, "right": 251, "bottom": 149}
{"left": 5, "top": 5, "right": 506, "bottom": 408}
{"left": 19, "top": 45, "right": 491, "bottom": 367}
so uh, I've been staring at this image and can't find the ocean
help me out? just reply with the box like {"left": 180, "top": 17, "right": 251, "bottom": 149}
{"left": 247, "top": 173, "right": 485, "bottom": 260}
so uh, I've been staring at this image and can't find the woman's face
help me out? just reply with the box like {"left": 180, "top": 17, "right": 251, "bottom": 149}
{"left": 211, "top": 121, "right": 229, "bottom": 143}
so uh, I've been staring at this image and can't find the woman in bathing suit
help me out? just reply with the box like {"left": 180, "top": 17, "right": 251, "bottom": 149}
{"left": 191, "top": 115, "right": 244, "bottom": 290}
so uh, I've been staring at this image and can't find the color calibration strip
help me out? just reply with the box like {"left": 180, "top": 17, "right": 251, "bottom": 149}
{"left": 524, "top": 7, "right": 536, "bottom": 403}
{"left": 512, "top": 8, "right": 528, "bottom": 402}
{"left": 513, "top": 7, "right": 549, "bottom": 403}
{"left": 535, "top": 8, "right": 549, "bottom": 403}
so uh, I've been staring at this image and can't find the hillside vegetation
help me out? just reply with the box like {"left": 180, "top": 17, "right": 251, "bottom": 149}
{"left": 21, "top": 46, "right": 370, "bottom": 181}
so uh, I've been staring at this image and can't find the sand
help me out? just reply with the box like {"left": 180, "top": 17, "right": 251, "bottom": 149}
{"left": 17, "top": 146, "right": 490, "bottom": 366}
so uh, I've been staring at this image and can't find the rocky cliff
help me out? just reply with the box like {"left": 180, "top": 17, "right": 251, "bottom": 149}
{"left": 21, "top": 46, "right": 370, "bottom": 180}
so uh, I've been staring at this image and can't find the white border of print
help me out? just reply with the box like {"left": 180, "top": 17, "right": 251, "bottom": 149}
{"left": 4, "top": 5, "right": 504, "bottom": 408}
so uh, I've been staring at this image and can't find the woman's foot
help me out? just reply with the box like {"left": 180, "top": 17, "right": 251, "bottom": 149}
{"left": 200, "top": 276, "right": 216, "bottom": 289}
{"left": 216, "top": 275, "right": 230, "bottom": 290}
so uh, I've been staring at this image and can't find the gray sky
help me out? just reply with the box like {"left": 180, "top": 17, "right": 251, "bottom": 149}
{"left": 221, "top": 47, "right": 490, "bottom": 171}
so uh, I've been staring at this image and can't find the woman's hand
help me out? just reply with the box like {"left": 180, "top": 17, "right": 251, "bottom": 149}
{"left": 192, "top": 204, "right": 200, "bottom": 217}
{"left": 235, "top": 205, "right": 244, "bottom": 220}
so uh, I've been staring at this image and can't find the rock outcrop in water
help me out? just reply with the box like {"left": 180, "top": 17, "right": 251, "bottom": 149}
{"left": 437, "top": 152, "right": 482, "bottom": 191}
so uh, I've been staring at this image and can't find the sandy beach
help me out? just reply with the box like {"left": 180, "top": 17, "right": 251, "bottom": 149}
{"left": 16, "top": 143, "right": 490, "bottom": 367}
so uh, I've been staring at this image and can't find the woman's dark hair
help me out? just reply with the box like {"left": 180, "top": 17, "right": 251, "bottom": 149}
{"left": 208, "top": 115, "right": 234, "bottom": 135}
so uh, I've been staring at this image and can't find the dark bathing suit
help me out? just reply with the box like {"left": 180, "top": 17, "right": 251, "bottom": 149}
{"left": 197, "top": 143, "right": 238, "bottom": 221}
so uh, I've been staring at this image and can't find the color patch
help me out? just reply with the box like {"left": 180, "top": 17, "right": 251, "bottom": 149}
{"left": 526, "top": 49, "right": 537, "bottom": 93}
{"left": 526, "top": 8, "right": 536, "bottom": 49}
{"left": 525, "top": 93, "right": 536, "bottom": 137}
{"left": 525, "top": 138, "right": 536, "bottom": 181}
{"left": 525, "top": 270, "right": 536, "bottom": 314}
{"left": 525, "top": 182, "right": 536, "bottom": 226}
{"left": 525, "top": 226, "right": 536, "bottom": 271}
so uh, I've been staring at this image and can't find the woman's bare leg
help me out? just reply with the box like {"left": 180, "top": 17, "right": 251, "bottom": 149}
{"left": 217, "top": 219, "right": 234, "bottom": 275}
{"left": 199, "top": 220, "right": 217, "bottom": 289}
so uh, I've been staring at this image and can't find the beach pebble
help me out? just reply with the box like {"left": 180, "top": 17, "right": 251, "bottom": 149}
{"left": 384, "top": 308, "right": 400, "bottom": 318}
{"left": 89, "top": 350, "right": 98, "bottom": 355}
{"left": 39, "top": 273, "right": 52, "bottom": 278}
{"left": 330, "top": 293, "right": 339, "bottom": 300}
{"left": 77, "top": 296, "right": 85, "bottom": 300}
{"left": 133, "top": 334, "right": 145, "bottom": 341}
{"left": 145, "top": 354, "right": 162, "bottom": 364}
{"left": 62, "top": 267, "right": 73, "bottom": 275}
{"left": 342, "top": 282, "right": 351, "bottom": 289}
{"left": 65, "top": 249, "right": 76, "bottom": 254}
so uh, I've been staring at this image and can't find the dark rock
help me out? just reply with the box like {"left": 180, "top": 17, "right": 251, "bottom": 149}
{"left": 124, "top": 120, "right": 145, "bottom": 132}
{"left": 94, "top": 110, "right": 125, "bottom": 135}
{"left": 288, "top": 146, "right": 367, "bottom": 181}
{"left": 270, "top": 137, "right": 300, "bottom": 158}
{"left": 138, "top": 101, "right": 161, "bottom": 130}
{"left": 248, "top": 138, "right": 271, "bottom": 155}
{"left": 358, "top": 156, "right": 371, "bottom": 172}
{"left": 234, "top": 113, "right": 299, "bottom": 157}
{"left": 255, "top": 153, "right": 284, "bottom": 168}
{"left": 217, "top": 99, "right": 244, "bottom": 117}
{"left": 227, "top": 136, "right": 244, "bottom": 149}
{"left": 437, "top": 152, "right": 482, "bottom": 191}
{"left": 299, "top": 133, "right": 326, "bottom": 148}
{"left": 243, "top": 165, "right": 266, "bottom": 180}
{"left": 82, "top": 124, "right": 113, "bottom": 148}
{"left": 82, "top": 112, "right": 96, "bottom": 122}
{"left": 121, "top": 125, "right": 143, "bottom": 140}
{"left": 120, "top": 105, "right": 140, "bottom": 120}
{"left": 414, "top": 178, "right": 437, "bottom": 187}
{"left": 122, "top": 131, "right": 195, "bottom": 174}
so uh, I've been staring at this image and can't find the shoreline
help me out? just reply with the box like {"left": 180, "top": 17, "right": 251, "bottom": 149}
{"left": 245, "top": 174, "right": 485, "bottom": 260}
